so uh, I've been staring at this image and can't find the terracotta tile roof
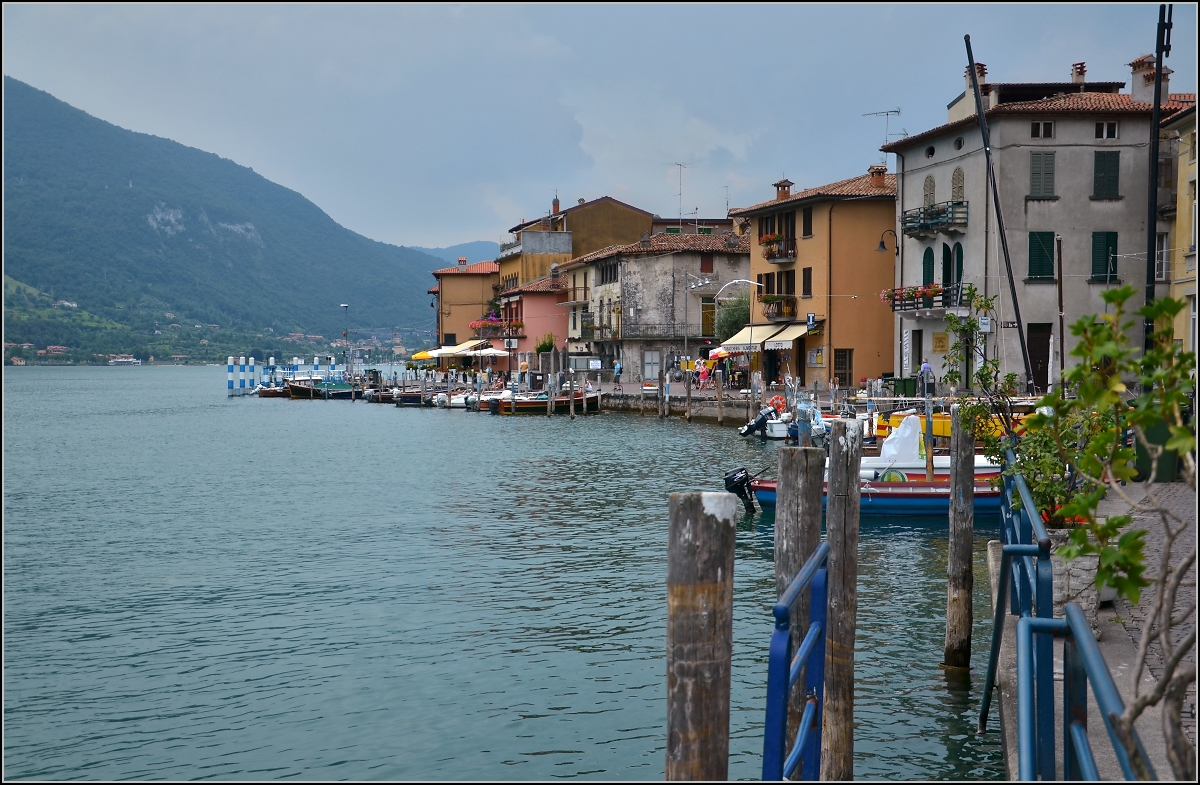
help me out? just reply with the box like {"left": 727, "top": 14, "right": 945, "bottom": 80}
{"left": 427, "top": 284, "right": 439, "bottom": 295}
{"left": 559, "top": 232, "right": 750, "bottom": 271}
{"left": 507, "top": 196, "right": 653, "bottom": 233}
{"left": 883, "top": 92, "right": 1196, "bottom": 152}
{"left": 729, "top": 173, "right": 896, "bottom": 217}
{"left": 511, "top": 274, "right": 566, "bottom": 294}
{"left": 431, "top": 260, "right": 500, "bottom": 276}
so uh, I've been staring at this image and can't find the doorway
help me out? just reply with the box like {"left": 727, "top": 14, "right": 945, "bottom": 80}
{"left": 643, "top": 350, "right": 661, "bottom": 383}
{"left": 1027, "top": 323, "right": 1052, "bottom": 391}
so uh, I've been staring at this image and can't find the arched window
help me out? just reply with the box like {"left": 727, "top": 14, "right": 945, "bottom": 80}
{"left": 923, "top": 176, "right": 936, "bottom": 207}
{"left": 942, "top": 243, "right": 953, "bottom": 284}
{"left": 951, "top": 168, "right": 964, "bottom": 202}
{"left": 953, "top": 242, "right": 964, "bottom": 284}
{"left": 923, "top": 247, "right": 935, "bottom": 285}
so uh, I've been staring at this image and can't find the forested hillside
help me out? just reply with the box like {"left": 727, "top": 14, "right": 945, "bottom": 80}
{"left": 3, "top": 76, "right": 446, "bottom": 359}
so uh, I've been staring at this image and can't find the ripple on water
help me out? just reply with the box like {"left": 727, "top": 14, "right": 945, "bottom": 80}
{"left": 4, "top": 366, "right": 1001, "bottom": 779}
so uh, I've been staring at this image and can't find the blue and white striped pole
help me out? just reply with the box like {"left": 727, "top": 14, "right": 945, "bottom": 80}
{"left": 227, "top": 356, "right": 235, "bottom": 395}
{"left": 313, "top": 355, "right": 320, "bottom": 380}
{"left": 330, "top": 355, "right": 337, "bottom": 381}
{"left": 248, "top": 357, "right": 255, "bottom": 391}
{"left": 239, "top": 356, "right": 246, "bottom": 394}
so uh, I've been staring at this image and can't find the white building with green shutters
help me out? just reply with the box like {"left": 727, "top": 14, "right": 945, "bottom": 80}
{"left": 882, "top": 58, "right": 1194, "bottom": 391}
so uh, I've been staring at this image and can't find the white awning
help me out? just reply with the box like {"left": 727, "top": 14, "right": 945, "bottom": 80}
{"left": 437, "top": 338, "right": 490, "bottom": 356}
{"left": 720, "top": 324, "right": 786, "bottom": 353}
{"left": 764, "top": 323, "right": 809, "bottom": 350}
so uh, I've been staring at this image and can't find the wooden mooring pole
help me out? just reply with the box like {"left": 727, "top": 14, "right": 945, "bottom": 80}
{"left": 822, "top": 419, "right": 861, "bottom": 781}
{"left": 685, "top": 369, "right": 692, "bottom": 422}
{"left": 666, "top": 491, "right": 737, "bottom": 781}
{"left": 716, "top": 369, "right": 724, "bottom": 425}
{"left": 944, "top": 403, "right": 975, "bottom": 669}
{"left": 776, "top": 445, "right": 826, "bottom": 748}
{"left": 569, "top": 372, "right": 576, "bottom": 419}
{"left": 659, "top": 370, "right": 666, "bottom": 419}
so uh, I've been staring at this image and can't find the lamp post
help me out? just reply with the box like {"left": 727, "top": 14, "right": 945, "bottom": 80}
{"left": 712, "top": 279, "right": 763, "bottom": 389}
{"left": 684, "top": 272, "right": 712, "bottom": 371}
{"left": 340, "top": 304, "right": 349, "bottom": 382}
{"left": 876, "top": 229, "right": 899, "bottom": 255}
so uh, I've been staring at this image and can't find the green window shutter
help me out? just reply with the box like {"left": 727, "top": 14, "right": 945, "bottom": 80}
{"left": 942, "top": 243, "right": 952, "bottom": 283}
{"left": 1094, "top": 151, "right": 1120, "bottom": 197}
{"left": 1029, "top": 232, "right": 1054, "bottom": 278}
{"left": 1042, "top": 152, "right": 1055, "bottom": 196}
{"left": 1030, "top": 152, "right": 1042, "bottom": 196}
{"left": 922, "top": 247, "right": 935, "bottom": 285}
{"left": 1092, "top": 232, "right": 1117, "bottom": 279}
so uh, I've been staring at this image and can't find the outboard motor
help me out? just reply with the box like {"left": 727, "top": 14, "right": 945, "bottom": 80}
{"left": 723, "top": 467, "right": 756, "bottom": 513}
{"left": 738, "top": 405, "right": 776, "bottom": 437}
{"left": 488, "top": 397, "right": 501, "bottom": 415}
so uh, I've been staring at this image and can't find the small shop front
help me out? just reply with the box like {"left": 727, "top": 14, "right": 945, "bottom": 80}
{"left": 761, "top": 322, "right": 810, "bottom": 386}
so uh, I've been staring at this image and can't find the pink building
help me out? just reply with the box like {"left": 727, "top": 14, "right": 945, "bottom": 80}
{"left": 500, "top": 269, "right": 568, "bottom": 369}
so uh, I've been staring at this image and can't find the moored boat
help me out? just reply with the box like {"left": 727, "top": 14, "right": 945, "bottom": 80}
{"left": 746, "top": 476, "right": 1002, "bottom": 516}
{"left": 493, "top": 391, "right": 601, "bottom": 415}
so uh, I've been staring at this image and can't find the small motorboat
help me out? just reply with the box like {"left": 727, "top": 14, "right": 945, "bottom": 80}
{"left": 744, "top": 475, "right": 1002, "bottom": 516}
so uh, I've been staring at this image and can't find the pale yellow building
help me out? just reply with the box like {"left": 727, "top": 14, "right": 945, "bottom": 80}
{"left": 1164, "top": 105, "right": 1196, "bottom": 350}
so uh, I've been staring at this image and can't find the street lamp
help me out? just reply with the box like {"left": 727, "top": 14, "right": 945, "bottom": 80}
{"left": 684, "top": 271, "right": 712, "bottom": 368}
{"left": 876, "top": 229, "right": 899, "bottom": 255}
{"left": 340, "top": 304, "right": 349, "bottom": 380}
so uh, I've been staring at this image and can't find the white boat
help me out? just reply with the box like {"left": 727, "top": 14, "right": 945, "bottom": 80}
{"left": 851, "top": 414, "right": 999, "bottom": 480}
{"left": 107, "top": 356, "right": 142, "bottom": 366}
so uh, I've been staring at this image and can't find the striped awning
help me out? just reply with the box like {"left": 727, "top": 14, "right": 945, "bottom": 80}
{"left": 719, "top": 324, "right": 786, "bottom": 353}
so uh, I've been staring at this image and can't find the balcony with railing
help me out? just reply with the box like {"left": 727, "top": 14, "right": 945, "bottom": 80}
{"left": 560, "top": 286, "right": 590, "bottom": 305}
{"left": 763, "top": 237, "right": 797, "bottom": 263}
{"left": 882, "top": 281, "right": 966, "bottom": 315}
{"left": 470, "top": 318, "right": 526, "bottom": 338}
{"left": 901, "top": 201, "right": 968, "bottom": 238}
{"left": 759, "top": 294, "right": 798, "bottom": 321}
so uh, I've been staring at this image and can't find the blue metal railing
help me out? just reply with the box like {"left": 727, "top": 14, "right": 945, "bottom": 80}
{"left": 979, "top": 449, "right": 1155, "bottom": 780}
{"left": 762, "top": 541, "right": 829, "bottom": 781}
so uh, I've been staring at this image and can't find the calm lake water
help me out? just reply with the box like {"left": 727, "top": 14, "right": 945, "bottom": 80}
{"left": 3, "top": 365, "right": 1002, "bottom": 780}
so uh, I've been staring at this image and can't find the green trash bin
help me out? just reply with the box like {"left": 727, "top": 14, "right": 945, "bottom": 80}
{"left": 890, "top": 377, "right": 917, "bottom": 397}
{"left": 1134, "top": 417, "right": 1179, "bottom": 482}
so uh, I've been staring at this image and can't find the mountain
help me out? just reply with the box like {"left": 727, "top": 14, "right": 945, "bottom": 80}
{"left": 3, "top": 76, "right": 443, "bottom": 358}
{"left": 411, "top": 241, "right": 500, "bottom": 265}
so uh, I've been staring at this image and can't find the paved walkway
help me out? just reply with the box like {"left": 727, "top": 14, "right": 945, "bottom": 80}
{"left": 1105, "top": 481, "right": 1197, "bottom": 747}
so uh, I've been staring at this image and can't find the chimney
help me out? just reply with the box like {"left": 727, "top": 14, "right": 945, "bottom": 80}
{"left": 640, "top": 231, "right": 651, "bottom": 249}
{"left": 965, "top": 63, "right": 987, "bottom": 95}
{"left": 1139, "top": 65, "right": 1173, "bottom": 104}
{"left": 1071, "top": 61, "right": 1087, "bottom": 84}
{"left": 577, "top": 198, "right": 585, "bottom": 205}
{"left": 1129, "top": 54, "right": 1156, "bottom": 103}
{"left": 550, "top": 263, "right": 560, "bottom": 280}
{"left": 773, "top": 178, "right": 794, "bottom": 200}
{"left": 552, "top": 196, "right": 560, "bottom": 215}
{"left": 457, "top": 256, "right": 467, "bottom": 267}
{"left": 868, "top": 164, "right": 887, "bottom": 189}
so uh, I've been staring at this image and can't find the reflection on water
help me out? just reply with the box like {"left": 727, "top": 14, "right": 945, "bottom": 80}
{"left": 3, "top": 366, "right": 1001, "bottom": 780}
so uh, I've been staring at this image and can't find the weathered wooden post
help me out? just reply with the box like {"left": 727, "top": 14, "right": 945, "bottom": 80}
{"left": 944, "top": 403, "right": 975, "bottom": 669}
{"left": 685, "top": 369, "right": 692, "bottom": 422}
{"left": 420, "top": 373, "right": 426, "bottom": 406}
{"left": 547, "top": 374, "right": 554, "bottom": 417}
{"left": 776, "top": 445, "right": 826, "bottom": 746}
{"left": 640, "top": 374, "right": 645, "bottom": 416}
{"left": 716, "top": 369, "right": 724, "bottom": 425}
{"left": 659, "top": 369, "right": 666, "bottom": 418}
{"left": 822, "top": 419, "right": 861, "bottom": 781}
{"left": 666, "top": 491, "right": 737, "bottom": 781}
{"left": 569, "top": 371, "right": 576, "bottom": 419}
{"left": 923, "top": 369, "right": 935, "bottom": 481}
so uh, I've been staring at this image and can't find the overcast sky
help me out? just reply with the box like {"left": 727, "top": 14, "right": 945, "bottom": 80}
{"left": 4, "top": 4, "right": 1195, "bottom": 249}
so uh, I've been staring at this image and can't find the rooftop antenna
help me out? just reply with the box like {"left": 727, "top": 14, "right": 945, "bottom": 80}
{"left": 674, "top": 162, "right": 688, "bottom": 231}
{"left": 723, "top": 185, "right": 729, "bottom": 215}
{"left": 863, "top": 108, "right": 901, "bottom": 164}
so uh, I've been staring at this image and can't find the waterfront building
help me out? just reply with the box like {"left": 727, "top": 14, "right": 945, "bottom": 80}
{"left": 496, "top": 196, "right": 654, "bottom": 291}
{"left": 728, "top": 167, "right": 896, "bottom": 389}
{"left": 881, "top": 59, "right": 1195, "bottom": 391}
{"left": 556, "top": 231, "right": 750, "bottom": 377}
{"left": 429, "top": 257, "right": 500, "bottom": 357}
{"left": 1162, "top": 104, "right": 1196, "bottom": 351}
{"left": 497, "top": 270, "right": 569, "bottom": 361}
{"left": 651, "top": 215, "right": 735, "bottom": 236}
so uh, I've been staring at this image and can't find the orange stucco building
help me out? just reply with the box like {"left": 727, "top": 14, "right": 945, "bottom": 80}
{"left": 729, "top": 165, "right": 896, "bottom": 389}
{"left": 429, "top": 258, "right": 500, "bottom": 356}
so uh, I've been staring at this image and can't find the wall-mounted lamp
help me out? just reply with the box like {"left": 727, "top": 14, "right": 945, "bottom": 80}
{"left": 876, "top": 229, "right": 899, "bottom": 256}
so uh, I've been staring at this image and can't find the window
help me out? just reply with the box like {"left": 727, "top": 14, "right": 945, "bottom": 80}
{"left": 922, "top": 247, "right": 935, "bottom": 285}
{"left": 1028, "top": 232, "right": 1055, "bottom": 279}
{"left": 781, "top": 211, "right": 796, "bottom": 239}
{"left": 1030, "top": 121, "right": 1054, "bottom": 138}
{"left": 443, "top": 333, "right": 456, "bottom": 345}
{"left": 665, "top": 227, "right": 681, "bottom": 234}
{"left": 925, "top": 146, "right": 935, "bottom": 158}
{"left": 954, "top": 137, "right": 965, "bottom": 150}
{"left": 1190, "top": 131, "right": 1197, "bottom": 163}
{"left": 951, "top": 167, "right": 965, "bottom": 201}
{"left": 1030, "top": 151, "right": 1056, "bottom": 198}
{"left": 1093, "top": 151, "right": 1120, "bottom": 198}
{"left": 701, "top": 297, "right": 716, "bottom": 336}
{"left": 571, "top": 309, "right": 577, "bottom": 330}
{"left": 598, "top": 261, "right": 619, "bottom": 285}
{"left": 1095, "top": 121, "right": 1119, "bottom": 139}
{"left": 1156, "top": 233, "right": 1170, "bottom": 281}
{"left": 1091, "top": 232, "right": 1118, "bottom": 281}
{"left": 802, "top": 267, "right": 813, "bottom": 297}
{"left": 780, "top": 269, "right": 796, "bottom": 295}
{"left": 698, "top": 227, "right": 712, "bottom": 235}
{"left": 833, "top": 349, "right": 854, "bottom": 388}
{"left": 762, "top": 271, "right": 776, "bottom": 295}
{"left": 923, "top": 176, "right": 935, "bottom": 207}
{"left": 700, "top": 254, "right": 714, "bottom": 275}
{"left": 758, "top": 215, "right": 776, "bottom": 239}
{"left": 802, "top": 206, "right": 813, "bottom": 237}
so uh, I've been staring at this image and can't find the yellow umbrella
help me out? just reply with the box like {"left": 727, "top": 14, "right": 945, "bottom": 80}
{"left": 411, "top": 350, "right": 434, "bottom": 361}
